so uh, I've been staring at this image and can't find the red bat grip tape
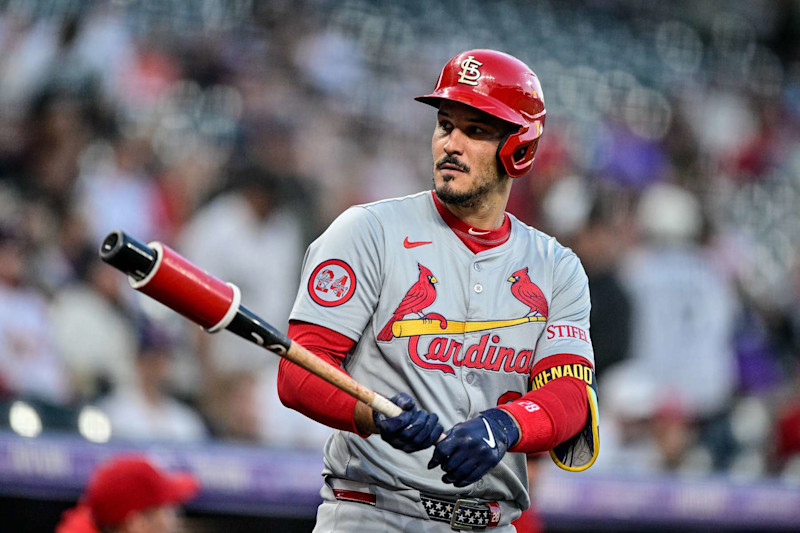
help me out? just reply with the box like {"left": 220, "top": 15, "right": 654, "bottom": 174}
{"left": 129, "top": 242, "right": 240, "bottom": 332}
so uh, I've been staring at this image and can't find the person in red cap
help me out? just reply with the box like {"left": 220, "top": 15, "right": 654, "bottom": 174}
{"left": 56, "top": 454, "right": 199, "bottom": 533}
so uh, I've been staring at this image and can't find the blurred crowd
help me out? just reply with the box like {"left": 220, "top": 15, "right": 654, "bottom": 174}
{"left": 0, "top": 0, "right": 800, "bottom": 489}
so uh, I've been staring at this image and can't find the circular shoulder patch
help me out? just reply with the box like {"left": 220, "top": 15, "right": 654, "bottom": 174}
{"left": 308, "top": 259, "right": 357, "bottom": 307}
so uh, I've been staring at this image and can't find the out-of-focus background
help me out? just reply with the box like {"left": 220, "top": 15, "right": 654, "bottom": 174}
{"left": 0, "top": 0, "right": 799, "bottom": 531}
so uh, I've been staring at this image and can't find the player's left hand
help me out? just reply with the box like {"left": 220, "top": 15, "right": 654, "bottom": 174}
{"left": 427, "top": 408, "right": 520, "bottom": 487}
{"left": 373, "top": 393, "right": 444, "bottom": 453}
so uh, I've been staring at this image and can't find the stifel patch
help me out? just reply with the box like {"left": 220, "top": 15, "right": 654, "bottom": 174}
{"left": 546, "top": 322, "right": 590, "bottom": 344}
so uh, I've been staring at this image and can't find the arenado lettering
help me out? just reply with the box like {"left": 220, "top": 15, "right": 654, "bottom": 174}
{"left": 530, "top": 364, "right": 594, "bottom": 390}
{"left": 408, "top": 333, "right": 533, "bottom": 375}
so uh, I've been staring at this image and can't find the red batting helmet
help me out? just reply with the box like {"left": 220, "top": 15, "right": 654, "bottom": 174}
{"left": 416, "top": 49, "right": 546, "bottom": 178}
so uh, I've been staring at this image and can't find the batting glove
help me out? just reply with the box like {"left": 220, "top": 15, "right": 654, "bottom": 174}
{"left": 373, "top": 393, "right": 444, "bottom": 453}
{"left": 427, "top": 408, "right": 520, "bottom": 487}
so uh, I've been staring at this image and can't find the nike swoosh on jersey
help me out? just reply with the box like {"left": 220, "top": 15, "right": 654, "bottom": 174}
{"left": 403, "top": 237, "right": 432, "bottom": 248}
{"left": 468, "top": 228, "right": 490, "bottom": 236}
{"left": 482, "top": 418, "right": 497, "bottom": 449}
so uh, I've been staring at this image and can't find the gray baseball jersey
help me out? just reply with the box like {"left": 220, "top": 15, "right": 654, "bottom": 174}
{"left": 290, "top": 190, "right": 595, "bottom": 511}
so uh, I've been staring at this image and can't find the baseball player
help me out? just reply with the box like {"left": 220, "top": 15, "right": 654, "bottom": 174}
{"left": 278, "top": 49, "right": 599, "bottom": 532}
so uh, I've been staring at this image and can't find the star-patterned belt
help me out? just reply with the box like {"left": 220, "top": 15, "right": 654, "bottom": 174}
{"left": 419, "top": 495, "right": 502, "bottom": 530}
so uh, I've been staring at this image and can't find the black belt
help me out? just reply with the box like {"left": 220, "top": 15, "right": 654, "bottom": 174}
{"left": 420, "top": 495, "right": 501, "bottom": 530}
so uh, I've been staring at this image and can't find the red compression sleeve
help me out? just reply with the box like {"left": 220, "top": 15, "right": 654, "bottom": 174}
{"left": 277, "top": 320, "right": 363, "bottom": 434}
{"left": 498, "top": 354, "right": 592, "bottom": 453}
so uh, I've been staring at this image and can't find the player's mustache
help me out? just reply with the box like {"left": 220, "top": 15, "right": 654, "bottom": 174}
{"left": 436, "top": 156, "right": 470, "bottom": 173}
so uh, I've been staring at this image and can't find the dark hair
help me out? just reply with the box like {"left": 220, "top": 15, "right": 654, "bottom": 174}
{"left": 228, "top": 163, "right": 284, "bottom": 197}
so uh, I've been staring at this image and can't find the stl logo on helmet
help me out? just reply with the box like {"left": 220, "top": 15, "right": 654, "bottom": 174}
{"left": 457, "top": 55, "right": 483, "bottom": 86}
{"left": 308, "top": 259, "right": 357, "bottom": 307}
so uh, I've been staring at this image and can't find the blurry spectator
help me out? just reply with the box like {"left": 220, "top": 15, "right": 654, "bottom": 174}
{"left": 592, "top": 363, "right": 666, "bottom": 474}
{"left": 76, "top": 135, "right": 167, "bottom": 246}
{"left": 17, "top": 89, "right": 93, "bottom": 207}
{"left": 0, "top": 226, "right": 71, "bottom": 403}
{"left": 775, "top": 259, "right": 800, "bottom": 475}
{"left": 594, "top": 360, "right": 716, "bottom": 475}
{"left": 651, "top": 401, "right": 696, "bottom": 472}
{"left": 789, "top": 260, "right": 800, "bottom": 358}
{"left": 203, "top": 369, "right": 332, "bottom": 448}
{"left": 254, "top": 366, "right": 332, "bottom": 448}
{"left": 56, "top": 454, "right": 199, "bottom": 533}
{"left": 178, "top": 164, "right": 303, "bottom": 374}
{"left": 615, "top": 183, "right": 740, "bottom": 471}
{"left": 98, "top": 323, "right": 208, "bottom": 442}
{"left": 28, "top": 204, "right": 93, "bottom": 293}
{"left": 543, "top": 177, "right": 634, "bottom": 377}
{"left": 506, "top": 128, "right": 572, "bottom": 228}
{"left": 0, "top": 15, "right": 59, "bottom": 112}
{"left": 69, "top": 6, "right": 138, "bottom": 104}
{"left": 51, "top": 249, "right": 139, "bottom": 397}
{"left": 777, "top": 395, "right": 800, "bottom": 468}
{"left": 177, "top": 163, "right": 329, "bottom": 448}
{"left": 204, "top": 372, "right": 262, "bottom": 442}
{"left": 725, "top": 396, "right": 772, "bottom": 478}
{"left": 621, "top": 183, "right": 739, "bottom": 418}
{"left": 574, "top": 204, "right": 633, "bottom": 378}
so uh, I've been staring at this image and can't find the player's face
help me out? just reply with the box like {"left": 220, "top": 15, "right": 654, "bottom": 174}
{"left": 432, "top": 101, "right": 512, "bottom": 208}
{"left": 130, "top": 506, "right": 179, "bottom": 533}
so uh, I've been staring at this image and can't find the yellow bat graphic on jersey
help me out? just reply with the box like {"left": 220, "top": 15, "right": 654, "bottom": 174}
{"left": 391, "top": 316, "right": 545, "bottom": 338}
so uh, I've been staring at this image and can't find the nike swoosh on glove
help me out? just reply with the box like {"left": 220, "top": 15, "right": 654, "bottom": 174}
{"left": 427, "top": 408, "right": 520, "bottom": 487}
{"left": 373, "top": 393, "right": 444, "bottom": 453}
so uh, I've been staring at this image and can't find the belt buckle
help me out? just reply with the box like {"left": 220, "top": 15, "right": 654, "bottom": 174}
{"left": 449, "top": 498, "right": 479, "bottom": 530}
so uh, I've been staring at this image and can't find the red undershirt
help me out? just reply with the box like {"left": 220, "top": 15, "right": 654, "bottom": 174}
{"left": 277, "top": 192, "right": 590, "bottom": 452}
{"left": 430, "top": 190, "right": 512, "bottom": 253}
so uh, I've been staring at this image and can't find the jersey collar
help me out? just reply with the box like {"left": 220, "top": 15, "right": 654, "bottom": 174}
{"left": 430, "top": 190, "right": 511, "bottom": 253}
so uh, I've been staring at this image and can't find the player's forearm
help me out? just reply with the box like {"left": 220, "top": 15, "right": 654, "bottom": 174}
{"left": 277, "top": 357, "right": 364, "bottom": 433}
{"left": 278, "top": 321, "right": 373, "bottom": 435}
{"left": 498, "top": 373, "right": 589, "bottom": 453}
{"left": 354, "top": 401, "right": 378, "bottom": 435}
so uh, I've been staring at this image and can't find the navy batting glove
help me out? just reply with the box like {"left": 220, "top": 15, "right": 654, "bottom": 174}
{"left": 373, "top": 393, "right": 444, "bottom": 453}
{"left": 427, "top": 408, "right": 520, "bottom": 487}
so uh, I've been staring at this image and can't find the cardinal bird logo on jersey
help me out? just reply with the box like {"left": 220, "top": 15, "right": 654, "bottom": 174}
{"left": 508, "top": 267, "right": 549, "bottom": 318}
{"left": 377, "top": 263, "right": 440, "bottom": 341}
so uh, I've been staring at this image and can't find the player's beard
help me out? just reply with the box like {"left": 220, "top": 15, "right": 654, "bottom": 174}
{"left": 433, "top": 155, "right": 509, "bottom": 209}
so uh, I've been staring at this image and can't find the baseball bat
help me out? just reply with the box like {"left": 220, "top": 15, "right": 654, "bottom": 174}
{"left": 99, "top": 229, "right": 402, "bottom": 419}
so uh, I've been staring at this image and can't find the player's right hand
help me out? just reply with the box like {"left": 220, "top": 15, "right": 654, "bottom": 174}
{"left": 427, "top": 408, "right": 520, "bottom": 487}
{"left": 373, "top": 393, "right": 443, "bottom": 453}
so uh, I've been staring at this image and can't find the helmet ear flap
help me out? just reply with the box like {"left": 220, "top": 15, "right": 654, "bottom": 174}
{"left": 497, "top": 122, "right": 543, "bottom": 178}
{"left": 513, "top": 137, "right": 542, "bottom": 166}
